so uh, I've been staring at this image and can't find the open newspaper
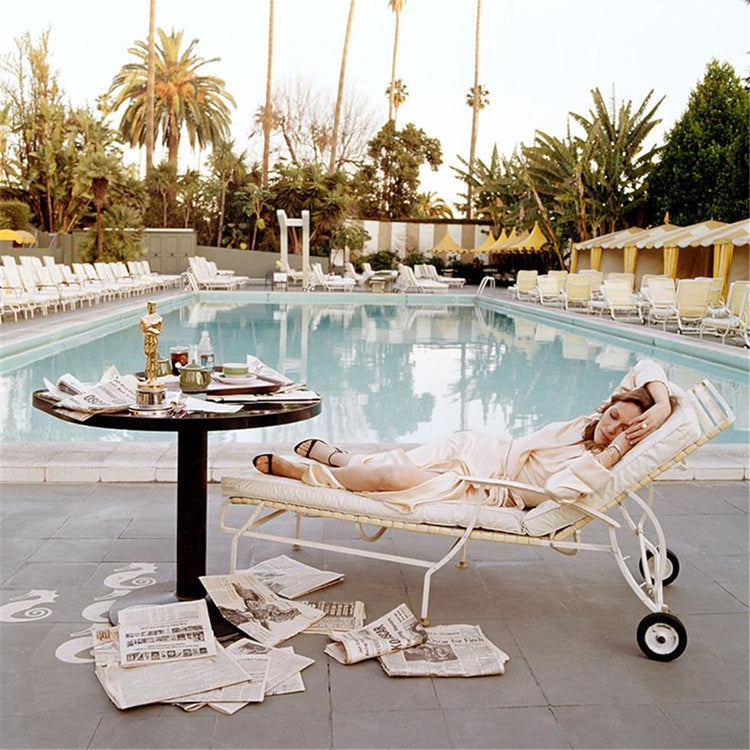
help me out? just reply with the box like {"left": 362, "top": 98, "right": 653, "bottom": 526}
{"left": 301, "top": 601, "right": 366, "bottom": 635}
{"left": 42, "top": 366, "right": 138, "bottom": 420}
{"left": 324, "top": 603, "right": 427, "bottom": 665}
{"left": 200, "top": 573, "right": 325, "bottom": 646}
{"left": 117, "top": 600, "right": 216, "bottom": 667}
{"left": 243, "top": 555, "right": 344, "bottom": 599}
{"left": 378, "top": 624, "right": 509, "bottom": 677}
{"left": 91, "top": 626, "right": 248, "bottom": 710}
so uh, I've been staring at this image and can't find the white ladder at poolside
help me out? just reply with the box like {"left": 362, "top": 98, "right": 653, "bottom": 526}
{"left": 476, "top": 275, "right": 496, "bottom": 298}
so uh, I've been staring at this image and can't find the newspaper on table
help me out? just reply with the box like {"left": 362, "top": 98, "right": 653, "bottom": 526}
{"left": 301, "top": 601, "right": 366, "bottom": 635}
{"left": 243, "top": 555, "right": 344, "bottom": 599}
{"left": 324, "top": 603, "right": 427, "bottom": 665}
{"left": 378, "top": 624, "right": 510, "bottom": 678}
{"left": 117, "top": 600, "right": 216, "bottom": 667}
{"left": 42, "top": 366, "right": 138, "bottom": 420}
{"left": 200, "top": 573, "right": 325, "bottom": 646}
{"left": 91, "top": 626, "right": 249, "bottom": 710}
{"left": 245, "top": 355, "right": 294, "bottom": 386}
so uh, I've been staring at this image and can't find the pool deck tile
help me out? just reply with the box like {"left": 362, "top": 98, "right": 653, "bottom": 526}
{"left": 0, "top": 480, "right": 746, "bottom": 749}
{"left": 2, "top": 438, "right": 746, "bottom": 483}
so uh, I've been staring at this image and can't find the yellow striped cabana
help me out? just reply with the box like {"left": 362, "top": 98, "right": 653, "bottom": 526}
{"left": 573, "top": 228, "right": 642, "bottom": 274}
{"left": 678, "top": 219, "right": 750, "bottom": 296}
{"left": 646, "top": 221, "right": 725, "bottom": 280}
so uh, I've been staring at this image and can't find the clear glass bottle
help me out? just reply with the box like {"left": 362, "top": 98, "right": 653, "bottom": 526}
{"left": 197, "top": 330, "right": 215, "bottom": 369}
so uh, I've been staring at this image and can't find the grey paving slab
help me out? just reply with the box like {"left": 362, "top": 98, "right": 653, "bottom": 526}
{"left": 443, "top": 706, "right": 571, "bottom": 749}
{"left": 0, "top": 708, "right": 103, "bottom": 749}
{"left": 88, "top": 706, "right": 217, "bottom": 749}
{"left": 552, "top": 703, "right": 691, "bottom": 749}
{"left": 212, "top": 710, "right": 332, "bottom": 749}
{"left": 659, "top": 701, "right": 749, "bottom": 749}
{"left": 333, "top": 708, "right": 452, "bottom": 749}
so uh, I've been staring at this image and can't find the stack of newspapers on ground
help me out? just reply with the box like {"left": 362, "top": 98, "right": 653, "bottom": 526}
{"left": 91, "top": 555, "right": 508, "bottom": 713}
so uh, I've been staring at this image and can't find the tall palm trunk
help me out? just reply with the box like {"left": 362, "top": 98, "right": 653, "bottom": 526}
{"left": 466, "top": 0, "right": 481, "bottom": 219}
{"left": 262, "top": 0, "right": 275, "bottom": 187}
{"left": 388, "top": 2, "right": 403, "bottom": 122}
{"left": 145, "top": 0, "right": 156, "bottom": 174}
{"left": 329, "top": 0, "right": 356, "bottom": 173}
{"left": 216, "top": 182, "right": 227, "bottom": 247}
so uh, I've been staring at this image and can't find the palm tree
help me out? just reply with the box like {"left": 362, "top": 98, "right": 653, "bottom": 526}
{"left": 75, "top": 151, "right": 123, "bottom": 260}
{"left": 108, "top": 28, "right": 235, "bottom": 172}
{"left": 385, "top": 79, "right": 409, "bottom": 124}
{"left": 387, "top": 0, "right": 407, "bottom": 122}
{"left": 146, "top": 160, "right": 177, "bottom": 226}
{"left": 209, "top": 140, "right": 245, "bottom": 247}
{"left": 262, "top": 0, "right": 275, "bottom": 186}
{"left": 466, "top": 0, "right": 486, "bottom": 219}
{"left": 329, "top": 0, "right": 356, "bottom": 173}
{"left": 145, "top": 0, "right": 156, "bottom": 174}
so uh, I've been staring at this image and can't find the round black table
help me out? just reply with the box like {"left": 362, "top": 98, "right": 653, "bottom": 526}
{"left": 32, "top": 390, "right": 321, "bottom": 625}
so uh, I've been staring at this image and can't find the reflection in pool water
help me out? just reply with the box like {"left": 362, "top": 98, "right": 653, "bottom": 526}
{"left": 2, "top": 300, "right": 747, "bottom": 446}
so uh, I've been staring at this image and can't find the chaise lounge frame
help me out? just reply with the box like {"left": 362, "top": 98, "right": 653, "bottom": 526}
{"left": 219, "top": 380, "right": 733, "bottom": 661}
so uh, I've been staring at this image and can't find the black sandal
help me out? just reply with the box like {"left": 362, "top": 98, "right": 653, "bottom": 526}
{"left": 252, "top": 453, "right": 275, "bottom": 475}
{"left": 294, "top": 438, "right": 347, "bottom": 466}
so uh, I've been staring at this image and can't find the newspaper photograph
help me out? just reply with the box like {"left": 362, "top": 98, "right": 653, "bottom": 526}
{"left": 91, "top": 626, "right": 248, "bottom": 710}
{"left": 301, "top": 601, "right": 366, "bottom": 635}
{"left": 199, "top": 573, "right": 325, "bottom": 646}
{"left": 324, "top": 603, "right": 427, "bottom": 665}
{"left": 117, "top": 600, "right": 216, "bottom": 667}
{"left": 378, "top": 624, "right": 510, "bottom": 677}
{"left": 243, "top": 555, "right": 344, "bottom": 599}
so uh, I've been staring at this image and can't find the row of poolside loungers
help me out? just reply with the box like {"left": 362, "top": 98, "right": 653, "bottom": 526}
{"left": 509, "top": 269, "right": 750, "bottom": 346}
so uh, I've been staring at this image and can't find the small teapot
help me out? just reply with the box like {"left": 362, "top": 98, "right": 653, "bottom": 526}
{"left": 179, "top": 360, "right": 212, "bottom": 392}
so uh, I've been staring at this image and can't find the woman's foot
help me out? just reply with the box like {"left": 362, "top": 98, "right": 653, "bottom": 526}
{"left": 252, "top": 453, "right": 307, "bottom": 480}
{"left": 294, "top": 438, "right": 349, "bottom": 466}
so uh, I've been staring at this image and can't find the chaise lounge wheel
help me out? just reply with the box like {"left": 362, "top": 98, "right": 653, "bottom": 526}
{"left": 638, "top": 548, "right": 680, "bottom": 586}
{"left": 637, "top": 612, "right": 687, "bottom": 661}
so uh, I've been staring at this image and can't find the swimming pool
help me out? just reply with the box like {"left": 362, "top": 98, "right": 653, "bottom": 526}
{"left": 2, "top": 296, "right": 748, "bottom": 445}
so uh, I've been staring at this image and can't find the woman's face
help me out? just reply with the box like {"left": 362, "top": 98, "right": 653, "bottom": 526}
{"left": 593, "top": 400, "right": 643, "bottom": 445}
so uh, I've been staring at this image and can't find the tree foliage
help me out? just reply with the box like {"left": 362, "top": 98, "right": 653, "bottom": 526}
{"left": 352, "top": 120, "right": 442, "bottom": 219}
{"left": 649, "top": 59, "right": 749, "bottom": 224}
{"left": 1, "top": 31, "right": 132, "bottom": 237}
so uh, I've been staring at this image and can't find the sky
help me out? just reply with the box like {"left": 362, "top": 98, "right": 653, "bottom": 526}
{"left": 3, "top": 0, "right": 749, "bottom": 206}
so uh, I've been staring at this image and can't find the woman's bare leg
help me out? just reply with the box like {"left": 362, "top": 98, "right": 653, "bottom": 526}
{"left": 254, "top": 454, "right": 436, "bottom": 493}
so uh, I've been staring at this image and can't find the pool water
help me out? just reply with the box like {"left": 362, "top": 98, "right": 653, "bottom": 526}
{"left": 2, "top": 299, "right": 747, "bottom": 445}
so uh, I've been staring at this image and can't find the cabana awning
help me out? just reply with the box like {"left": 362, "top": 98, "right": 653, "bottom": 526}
{"left": 430, "top": 232, "right": 464, "bottom": 254}
{"left": 499, "top": 222, "right": 548, "bottom": 253}
{"left": 467, "top": 231, "right": 497, "bottom": 253}
{"left": 0, "top": 229, "right": 35, "bottom": 244}
{"left": 677, "top": 218, "right": 750, "bottom": 248}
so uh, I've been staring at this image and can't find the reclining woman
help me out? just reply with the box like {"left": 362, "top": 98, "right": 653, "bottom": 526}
{"left": 252, "top": 359, "right": 677, "bottom": 511}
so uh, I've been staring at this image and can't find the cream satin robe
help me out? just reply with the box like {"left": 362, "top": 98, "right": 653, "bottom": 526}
{"left": 301, "top": 360, "right": 670, "bottom": 513}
